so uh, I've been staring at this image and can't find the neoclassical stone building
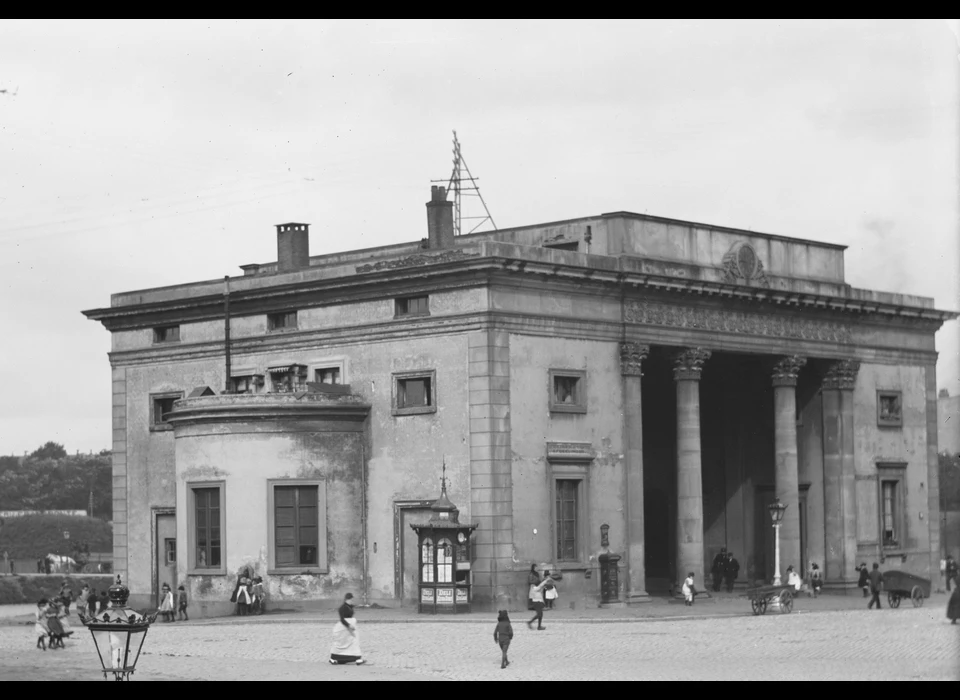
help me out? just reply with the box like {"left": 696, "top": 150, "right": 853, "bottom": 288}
{"left": 84, "top": 186, "right": 956, "bottom": 615}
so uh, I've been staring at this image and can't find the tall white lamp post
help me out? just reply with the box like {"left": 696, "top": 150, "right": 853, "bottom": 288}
{"left": 768, "top": 498, "right": 788, "bottom": 586}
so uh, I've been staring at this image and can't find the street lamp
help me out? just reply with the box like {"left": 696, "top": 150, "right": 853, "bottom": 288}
{"left": 79, "top": 575, "right": 158, "bottom": 681}
{"left": 768, "top": 498, "right": 788, "bottom": 586}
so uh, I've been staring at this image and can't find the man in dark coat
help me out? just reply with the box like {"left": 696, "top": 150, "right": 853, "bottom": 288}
{"left": 724, "top": 552, "right": 740, "bottom": 593}
{"left": 867, "top": 563, "right": 883, "bottom": 610}
{"left": 711, "top": 548, "right": 727, "bottom": 592}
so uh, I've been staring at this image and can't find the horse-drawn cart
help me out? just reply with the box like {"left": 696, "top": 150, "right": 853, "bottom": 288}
{"left": 882, "top": 570, "right": 930, "bottom": 608}
{"left": 745, "top": 584, "right": 795, "bottom": 615}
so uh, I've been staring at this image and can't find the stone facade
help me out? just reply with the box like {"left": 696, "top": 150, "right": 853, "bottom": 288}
{"left": 84, "top": 196, "right": 956, "bottom": 614}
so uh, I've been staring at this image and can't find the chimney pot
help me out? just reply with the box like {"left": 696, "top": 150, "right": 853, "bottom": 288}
{"left": 276, "top": 223, "right": 310, "bottom": 272}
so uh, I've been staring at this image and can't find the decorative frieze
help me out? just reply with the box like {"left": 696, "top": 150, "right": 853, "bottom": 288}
{"left": 822, "top": 359, "right": 861, "bottom": 390}
{"left": 355, "top": 249, "right": 478, "bottom": 274}
{"left": 625, "top": 300, "right": 852, "bottom": 345}
{"left": 673, "top": 347, "right": 712, "bottom": 382}
{"left": 771, "top": 355, "right": 807, "bottom": 387}
{"left": 619, "top": 342, "right": 649, "bottom": 376}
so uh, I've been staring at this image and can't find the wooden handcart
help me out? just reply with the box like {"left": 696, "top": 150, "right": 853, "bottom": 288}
{"left": 881, "top": 570, "right": 931, "bottom": 609}
{"left": 745, "top": 584, "right": 795, "bottom": 616}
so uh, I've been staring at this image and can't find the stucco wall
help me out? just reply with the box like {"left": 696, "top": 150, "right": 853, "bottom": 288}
{"left": 852, "top": 364, "right": 931, "bottom": 577}
{"left": 508, "top": 334, "right": 625, "bottom": 602}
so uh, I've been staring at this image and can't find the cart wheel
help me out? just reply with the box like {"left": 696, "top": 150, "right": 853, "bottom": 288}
{"left": 751, "top": 598, "right": 763, "bottom": 616}
{"left": 888, "top": 592, "right": 901, "bottom": 609}
{"left": 910, "top": 586, "right": 924, "bottom": 608}
{"left": 779, "top": 589, "right": 793, "bottom": 614}
{"left": 758, "top": 598, "right": 768, "bottom": 615}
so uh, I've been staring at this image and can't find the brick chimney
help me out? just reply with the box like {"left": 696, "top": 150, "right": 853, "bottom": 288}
{"left": 276, "top": 223, "right": 310, "bottom": 272}
{"left": 426, "top": 186, "right": 454, "bottom": 249}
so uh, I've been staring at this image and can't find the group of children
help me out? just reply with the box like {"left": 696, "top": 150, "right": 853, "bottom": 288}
{"left": 34, "top": 598, "right": 74, "bottom": 651}
{"left": 157, "top": 583, "right": 189, "bottom": 622}
{"left": 230, "top": 571, "right": 265, "bottom": 616}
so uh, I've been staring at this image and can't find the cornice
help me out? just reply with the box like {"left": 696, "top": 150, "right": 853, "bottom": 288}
{"left": 165, "top": 394, "right": 371, "bottom": 428}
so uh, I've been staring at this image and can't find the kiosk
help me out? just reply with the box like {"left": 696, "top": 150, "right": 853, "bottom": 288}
{"left": 411, "top": 469, "right": 478, "bottom": 614}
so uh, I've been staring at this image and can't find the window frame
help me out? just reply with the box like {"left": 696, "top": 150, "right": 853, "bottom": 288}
{"left": 149, "top": 391, "right": 183, "bottom": 432}
{"left": 877, "top": 463, "right": 906, "bottom": 550}
{"left": 549, "top": 460, "right": 590, "bottom": 568}
{"left": 186, "top": 481, "right": 226, "bottom": 576}
{"left": 267, "top": 478, "right": 328, "bottom": 575}
{"left": 394, "top": 295, "right": 430, "bottom": 318}
{"left": 267, "top": 310, "right": 299, "bottom": 333}
{"left": 877, "top": 390, "right": 903, "bottom": 428}
{"left": 549, "top": 369, "right": 587, "bottom": 414}
{"left": 392, "top": 369, "right": 437, "bottom": 416}
{"left": 152, "top": 324, "right": 181, "bottom": 344}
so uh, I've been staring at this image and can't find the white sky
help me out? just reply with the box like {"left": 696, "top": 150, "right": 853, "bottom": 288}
{"left": 0, "top": 19, "right": 958, "bottom": 455}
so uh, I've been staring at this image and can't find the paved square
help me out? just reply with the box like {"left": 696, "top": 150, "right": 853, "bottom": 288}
{"left": 1, "top": 606, "right": 956, "bottom": 681}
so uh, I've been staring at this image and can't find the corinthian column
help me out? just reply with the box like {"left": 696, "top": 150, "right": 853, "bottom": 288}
{"left": 674, "top": 347, "right": 711, "bottom": 587}
{"left": 822, "top": 359, "right": 860, "bottom": 587}
{"left": 772, "top": 355, "right": 806, "bottom": 581}
{"left": 620, "top": 341, "right": 650, "bottom": 603}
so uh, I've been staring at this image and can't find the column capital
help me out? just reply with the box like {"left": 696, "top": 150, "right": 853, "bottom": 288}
{"left": 673, "top": 347, "right": 711, "bottom": 382}
{"left": 619, "top": 342, "right": 649, "bottom": 376}
{"left": 823, "top": 359, "right": 860, "bottom": 390}
{"left": 772, "top": 355, "right": 807, "bottom": 387}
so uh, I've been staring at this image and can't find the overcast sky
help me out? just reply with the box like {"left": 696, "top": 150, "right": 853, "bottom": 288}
{"left": 1, "top": 19, "right": 958, "bottom": 455}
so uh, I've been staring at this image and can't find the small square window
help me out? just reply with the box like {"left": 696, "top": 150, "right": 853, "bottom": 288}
{"left": 164, "top": 538, "right": 176, "bottom": 566}
{"left": 150, "top": 392, "right": 183, "bottom": 432}
{"left": 549, "top": 370, "right": 587, "bottom": 414}
{"left": 153, "top": 325, "right": 180, "bottom": 343}
{"left": 315, "top": 367, "right": 341, "bottom": 385}
{"left": 392, "top": 370, "right": 437, "bottom": 416}
{"left": 395, "top": 295, "right": 430, "bottom": 318}
{"left": 268, "top": 311, "right": 298, "bottom": 332}
{"left": 877, "top": 390, "right": 902, "bottom": 427}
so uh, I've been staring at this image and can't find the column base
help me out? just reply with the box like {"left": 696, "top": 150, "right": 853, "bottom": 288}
{"left": 626, "top": 591, "right": 653, "bottom": 605}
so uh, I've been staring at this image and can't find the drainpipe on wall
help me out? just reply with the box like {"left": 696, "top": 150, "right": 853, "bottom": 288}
{"left": 360, "top": 443, "right": 368, "bottom": 606}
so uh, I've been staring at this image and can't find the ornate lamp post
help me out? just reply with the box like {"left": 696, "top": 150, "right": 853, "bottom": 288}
{"left": 768, "top": 498, "right": 788, "bottom": 586}
{"left": 79, "top": 576, "right": 158, "bottom": 681}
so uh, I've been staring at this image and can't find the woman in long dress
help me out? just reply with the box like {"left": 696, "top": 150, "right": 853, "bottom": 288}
{"left": 329, "top": 593, "right": 364, "bottom": 665}
{"left": 947, "top": 584, "right": 960, "bottom": 625}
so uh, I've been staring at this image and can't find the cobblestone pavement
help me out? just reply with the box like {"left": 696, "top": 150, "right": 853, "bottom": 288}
{"left": 0, "top": 603, "right": 956, "bottom": 681}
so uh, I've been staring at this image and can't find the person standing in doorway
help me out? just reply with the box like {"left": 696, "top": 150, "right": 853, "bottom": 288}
{"left": 867, "top": 563, "right": 883, "bottom": 610}
{"left": 711, "top": 548, "right": 727, "bottom": 592}
{"left": 724, "top": 553, "right": 740, "bottom": 593}
{"left": 527, "top": 577, "right": 550, "bottom": 631}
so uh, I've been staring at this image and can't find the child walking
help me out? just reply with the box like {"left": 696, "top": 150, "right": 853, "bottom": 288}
{"left": 493, "top": 610, "right": 513, "bottom": 669}
{"left": 682, "top": 572, "right": 697, "bottom": 606}
{"left": 177, "top": 584, "right": 189, "bottom": 621}
{"left": 158, "top": 583, "right": 175, "bottom": 622}
{"left": 34, "top": 599, "right": 50, "bottom": 650}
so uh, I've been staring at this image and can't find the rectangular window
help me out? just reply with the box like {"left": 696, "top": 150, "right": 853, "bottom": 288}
{"left": 231, "top": 374, "right": 264, "bottom": 394}
{"left": 150, "top": 392, "right": 183, "bottom": 432}
{"left": 153, "top": 325, "right": 180, "bottom": 343}
{"left": 392, "top": 370, "right": 437, "bottom": 416}
{"left": 556, "top": 479, "right": 579, "bottom": 562}
{"left": 549, "top": 369, "right": 587, "bottom": 414}
{"left": 268, "top": 480, "right": 327, "bottom": 573}
{"left": 315, "top": 367, "right": 341, "bottom": 385}
{"left": 877, "top": 390, "right": 903, "bottom": 427}
{"left": 877, "top": 464, "right": 906, "bottom": 550}
{"left": 267, "top": 311, "right": 298, "bottom": 332}
{"left": 268, "top": 365, "right": 307, "bottom": 393}
{"left": 193, "top": 487, "right": 222, "bottom": 570}
{"left": 164, "top": 538, "right": 176, "bottom": 566}
{"left": 395, "top": 295, "right": 430, "bottom": 318}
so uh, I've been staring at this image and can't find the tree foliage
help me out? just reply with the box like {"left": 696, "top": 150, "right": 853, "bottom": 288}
{"left": 0, "top": 514, "right": 112, "bottom": 559}
{"left": 0, "top": 447, "right": 111, "bottom": 519}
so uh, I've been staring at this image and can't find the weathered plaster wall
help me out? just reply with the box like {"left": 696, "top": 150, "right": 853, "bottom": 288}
{"left": 852, "top": 364, "right": 931, "bottom": 577}
{"left": 122, "top": 360, "right": 216, "bottom": 606}
{"left": 174, "top": 422, "right": 365, "bottom": 616}
{"left": 509, "top": 334, "right": 625, "bottom": 603}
